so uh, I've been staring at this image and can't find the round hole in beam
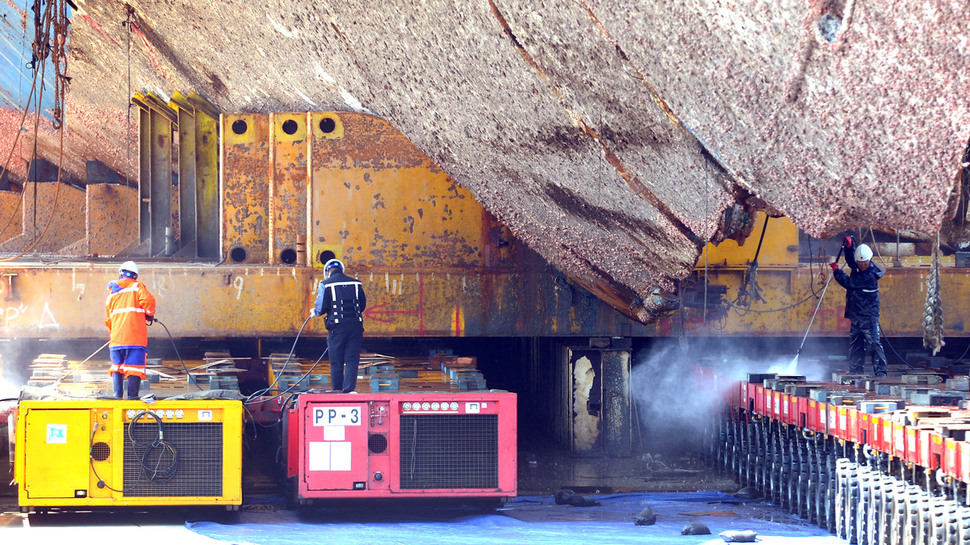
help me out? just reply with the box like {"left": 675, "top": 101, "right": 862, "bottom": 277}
{"left": 282, "top": 119, "right": 298, "bottom": 135}
{"left": 231, "top": 119, "right": 248, "bottom": 135}
{"left": 318, "top": 250, "right": 335, "bottom": 265}
{"left": 319, "top": 117, "right": 336, "bottom": 134}
{"left": 230, "top": 247, "right": 247, "bottom": 263}
{"left": 280, "top": 248, "right": 297, "bottom": 264}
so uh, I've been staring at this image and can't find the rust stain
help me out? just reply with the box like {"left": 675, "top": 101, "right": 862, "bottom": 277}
{"left": 130, "top": 23, "right": 174, "bottom": 85}
{"left": 271, "top": 113, "right": 308, "bottom": 264}
{"left": 79, "top": 14, "right": 122, "bottom": 49}
{"left": 222, "top": 113, "right": 270, "bottom": 263}
{"left": 309, "top": 113, "right": 484, "bottom": 270}
{"left": 0, "top": 191, "right": 22, "bottom": 243}
{"left": 86, "top": 183, "right": 138, "bottom": 256}
{"left": 0, "top": 182, "right": 84, "bottom": 253}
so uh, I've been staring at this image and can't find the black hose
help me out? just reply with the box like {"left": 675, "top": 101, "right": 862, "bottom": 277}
{"left": 151, "top": 318, "right": 202, "bottom": 391}
{"left": 127, "top": 409, "right": 179, "bottom": 485}
{"left": 244, "top": 314, "right": 315, "bottom": 403}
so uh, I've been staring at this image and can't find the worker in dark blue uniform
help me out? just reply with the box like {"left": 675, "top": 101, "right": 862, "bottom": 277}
{"left": 314, "top": 259, "right": 366, "bottom": 392}
{"left": 831, "top": 237, "right": 887, "bottom": 377}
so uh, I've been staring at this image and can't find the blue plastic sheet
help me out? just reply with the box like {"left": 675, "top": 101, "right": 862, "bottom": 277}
{"left": 186, "top": 492, "right": 848, "bottom": 544}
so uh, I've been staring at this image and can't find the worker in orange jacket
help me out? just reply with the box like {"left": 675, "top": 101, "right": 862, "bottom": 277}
{"left": 105, "top": 261, "right": 156, "bottom": 399}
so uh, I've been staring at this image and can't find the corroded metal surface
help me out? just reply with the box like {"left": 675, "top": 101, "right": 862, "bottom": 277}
{"left": 0, "top": 191, "right": 22, "bottom": 244}
{"left": 271, "top": 113, "right": 307, "bottom": 265}
{"left": 309, "top": 113, "right": 489, "bottom": 271}
{"left": 1, "top": 1, "right": 968, "bottom": 324}
{"left": 84, "top": 183, "right": 138, "bottom": 256}
{"left": 0, "top": 182, "right": 85, "bottom": 253}
{"left": 0, "top": 261, "right": 651, "bottom": 338}
{"left": 222, "top": 113, "right": 270, "bottom": 263}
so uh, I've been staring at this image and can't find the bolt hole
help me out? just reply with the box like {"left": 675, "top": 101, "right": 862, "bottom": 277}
{"left": 282, "top": 119, "right": 298, "bottom": 135}
{"left": 280, "top": 248, "right": 297, "bottom": 264}
{"left": 230, "top": 247, "right": 247, "bottom": 263}
{"left": 231, "top": 119, "right": 248, "bottom": 135}
{"left": 319, "top": 117, "right": 336, "bottom": 134}
{"left": 318, "top": 250, "right": 335, "bottom": 266}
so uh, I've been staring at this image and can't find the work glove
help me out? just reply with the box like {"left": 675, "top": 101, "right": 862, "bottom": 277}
{"left": 830, "top": 262, "right": 840, "bottom": 272}
{"left": 842, "top": 235, "right": 854, "bottom": 249}
{"left": 145, "top": 315, "right": 155, "bottom": 325}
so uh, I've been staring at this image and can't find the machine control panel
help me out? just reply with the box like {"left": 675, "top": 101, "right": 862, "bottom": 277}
{"left": 399, "top": 400, "right": 493, "bottom": 414}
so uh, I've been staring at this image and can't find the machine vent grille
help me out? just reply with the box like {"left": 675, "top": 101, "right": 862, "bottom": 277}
{"left": 123, "top": 422, "right": 223, "bottom": 497}
{"left": 399, "top": 414, "right": 498, "bottom": 489}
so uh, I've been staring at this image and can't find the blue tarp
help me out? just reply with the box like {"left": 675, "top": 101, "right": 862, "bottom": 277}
{"left": 186, "top": 492, "right": 848, "bottom": 544}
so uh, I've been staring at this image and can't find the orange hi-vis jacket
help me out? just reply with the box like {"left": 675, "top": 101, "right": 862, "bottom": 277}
{"left": 104, "top": 277, "right": 156, "bottom": 349}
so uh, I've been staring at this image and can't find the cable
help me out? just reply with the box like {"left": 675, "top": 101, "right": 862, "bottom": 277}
{"left": 151, "top": 318, "right": 202, "bottom": 390}
{"left": 724, "top": 292, "right": 817, "bottom": 316}
{"left": 244, "top": 314, "right": 314, "bottom": 403}
{"left": 127, "top": 409, "right": 179, "bottom": 485}
{"left": 89, "top": 422, "right": 123, "bottom": 493}
{"left": 246, "top": 345, "right": 329, "bottom": 407}
{"left": 879, "top": 328, "right": 918, "bottom": 369}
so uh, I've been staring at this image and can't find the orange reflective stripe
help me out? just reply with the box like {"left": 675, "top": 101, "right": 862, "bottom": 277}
{"left": 105, "top": 278, "right": 156, "bottom": 347}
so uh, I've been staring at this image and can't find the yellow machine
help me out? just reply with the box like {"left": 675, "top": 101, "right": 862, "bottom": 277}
{"left": 14, "top": 399, "right": 242, "bottom": 511}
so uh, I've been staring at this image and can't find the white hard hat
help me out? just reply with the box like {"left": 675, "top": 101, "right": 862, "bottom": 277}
{"left": 854, "top": 244, "right": 873, "bottom": 262}
{"left": 119, "top": 260, "right": 139, "bottom": 276}
{"left": 323, "top": 259, "right": 344, "bottom": 274}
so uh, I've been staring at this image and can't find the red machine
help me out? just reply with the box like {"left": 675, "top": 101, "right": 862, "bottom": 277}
{"left": 283, "top": 392, "right": 517, "bottom": 502}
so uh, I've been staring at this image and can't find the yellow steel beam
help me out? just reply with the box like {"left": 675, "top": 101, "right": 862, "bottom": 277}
{"left": 308, "top": 113, "right": 487, "bottom": 271}
{"left": 660, "top": 263, "right": 969, "bottom": 338}
{"left": 222, "top": 114, "right": 270, "bottom": 264}
{"left": 169, "top": 91, "right": 221, "bottom": 258}
{"left": 0, "top": 259, "right": 650, "bottom": 338}
{"left": 148, "top": 108, "right": 174, "bottom": 255}
{"left": 193, "top": 98, "right": 220, "bottom": 259}
{"left": 700, "top": 212, "right": 800, "bottom": 269}
{"left": 271, "top": 113, "right": 308, "bottom": 265}
{"left": 176, "top": 103, "right": 198, "bottom": 250}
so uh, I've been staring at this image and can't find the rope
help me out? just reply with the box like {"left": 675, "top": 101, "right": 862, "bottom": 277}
{"left": 923, "top": 232, "right": 945, "bottom": 356}
{"left": 0, "top": 0, "right": 69, "bottom": 261}
{"left": 123, "top": 4, "right": 135, "bottom": 232}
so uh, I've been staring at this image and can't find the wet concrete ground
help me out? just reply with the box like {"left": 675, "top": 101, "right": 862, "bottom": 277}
{"left": 516, "top": 442, "right": 739, "bottom": 498}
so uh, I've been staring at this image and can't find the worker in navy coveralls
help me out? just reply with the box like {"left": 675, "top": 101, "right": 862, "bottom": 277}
{"left": 313, "top": 259, "right": 366, "bottom": 392}
{"left": 831, "top": 237, "right": 887, "bottom": 377}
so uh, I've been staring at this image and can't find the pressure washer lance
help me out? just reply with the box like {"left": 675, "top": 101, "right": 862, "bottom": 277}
{"left": 51, "top": 340, "right": 111, "bottom": 387}
{"left": 790, "top": 246, "right": 845, "bottom": 369}
{"left": 49, "top": 317, "right": 201, "bottom": 391}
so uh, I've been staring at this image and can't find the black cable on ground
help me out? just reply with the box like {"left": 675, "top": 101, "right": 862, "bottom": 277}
{"left": 879, "top": 325, "right": 919, "bottom": 369}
